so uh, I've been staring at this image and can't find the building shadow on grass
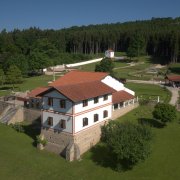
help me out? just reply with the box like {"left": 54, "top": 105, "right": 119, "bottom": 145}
{"left": 22, "top": 118, "right": 41, "bottom": 146}
{"left": 138, "top": 118, "right": 165, "bottom": 128}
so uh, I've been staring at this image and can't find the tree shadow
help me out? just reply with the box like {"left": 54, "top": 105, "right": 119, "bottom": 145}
{"left": 22, "top": 118, "right": 41, "bottom": 146}
{"left": 0, "top": 86, "right": 12, "bottom": 90}
{"left": 90, "top": 143, "right": 133, "bottom": 172}
{"left": 90, "top": 143, "right": 117, "bottom": 169}
{"left": 138, "top": 118, "right": 165, "bottom": 128}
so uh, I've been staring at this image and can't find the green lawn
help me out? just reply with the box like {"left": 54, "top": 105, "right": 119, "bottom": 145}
{"left": 125, "top": 83, "right": 171, "bottom": 103}
{"left": 0, "top": 75, "right": 52, "bottom": 96}
{"left": 1, "top": 108, "right": 180, "bottom": 180}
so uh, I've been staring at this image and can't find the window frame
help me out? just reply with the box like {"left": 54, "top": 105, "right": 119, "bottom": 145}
{"left": 47, "top": 117, "right": 53, "bottom": 126}
{"left": 103, "top": 110, "right": 108, "bottom": 118}
{"left": 83, "top": 117, "right": 88, "bottom": 127}
{"left": 59, "top": 119, "right": 66, "bottom": 129}
{"left": 103, "top": 94, "right": 108, "bottom": 101}
{"left": 48, "top": 97, "right": 53, "bottom": 106}
{"left": 94, "top": 114, "right": 99, "bottom": 122}
{"left": 94, "top": 97, "right": 99, "bottom": 104}
{"left": 82, "top": 99, "right": 88, "bottom": 107}
{"left": 60, "top": 99, "right": 66, "bottom": 109}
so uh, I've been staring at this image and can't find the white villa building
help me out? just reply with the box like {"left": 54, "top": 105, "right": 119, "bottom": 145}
{"left": 29, "top": 71, "right": 138, "bottom": 161}
{"left": 105, "top": 49, "right": 114, "bottom": 58}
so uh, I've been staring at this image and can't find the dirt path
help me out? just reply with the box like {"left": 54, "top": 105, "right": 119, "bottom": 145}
{"left": 127, "top": 80, "right": 179, "bottom": 106}
{"left": 166, "top": 87, "right": 179, "bottom": 105}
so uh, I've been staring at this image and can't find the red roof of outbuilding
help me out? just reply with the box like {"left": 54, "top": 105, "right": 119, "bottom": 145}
{"left": 28, "top": 87, "right": 50, "bottom": 98}
{"left": 166, "top": 75, "right": 180, "bottom": 82}
{"left": 112, "top": 90, "right": 134, "bottom": 104}
{"left": 49, "top": 71, "right": 108, "bottom": 87}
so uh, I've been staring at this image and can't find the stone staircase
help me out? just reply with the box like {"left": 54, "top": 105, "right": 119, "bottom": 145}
{"left": 0, "top": 106, "right": 18, "bottom": 124}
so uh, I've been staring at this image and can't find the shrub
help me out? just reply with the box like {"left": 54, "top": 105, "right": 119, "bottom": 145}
{"left": 101, "top": 121, "right": 152, "bottom": 170}
{"left": 153, "top": 103, "right": 177, "bottom": 123}
{"left": 36, "top": 135, "right": 47, "bottom": 146}
{"left": 10, "top": 123, "right": 24, "bottom": 133}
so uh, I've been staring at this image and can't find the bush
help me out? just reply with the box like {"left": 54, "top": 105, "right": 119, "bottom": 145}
{"left": 153, "top": 103, "right": 177, "bottom": 123}
{"left": 10, "top": 123, "right": 24, "bottom": 133}
{"left": 36, "top": 135, "right": 47, "bottom": 146}
{"left": 101, "top": 121, "right": 152, "bottom": 170}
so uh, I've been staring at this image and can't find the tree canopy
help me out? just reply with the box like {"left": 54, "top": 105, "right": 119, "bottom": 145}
{"left": 153, "top": 103, "right": 177, "bottom": 123}
{"left": 6, "top": 65, "right": 23, "bottom": 90}
{"left": 0, "top": 17, "right": 180, "bottom": 75}
{"left": 101, "top": 121, "right": 153, "bottom": 170}
{"left": 95, "top": 58, "right": 114, "bottom": 74}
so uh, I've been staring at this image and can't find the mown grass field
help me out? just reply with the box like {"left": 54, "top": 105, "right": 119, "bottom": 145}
{"left": 126, "top": 82, "right": 171, "bottom": 103}
{"left": 1, "top": 108, "right": 180, "bottom": 180}
{"left": 0, "top": 75, "right": 52, "bottom": 97}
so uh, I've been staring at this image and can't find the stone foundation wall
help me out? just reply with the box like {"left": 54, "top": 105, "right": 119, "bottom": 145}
{"left": 23, "top": 108, "right": 41, "bottom": 122}
{"left": 41, "top": 128, "right": 73, "bottom": 156}
{"left": 41, "top": 120, "right": 108, "bottom": 161}
{"left": 74, "top": 120, "right": 107, "bottom": 155}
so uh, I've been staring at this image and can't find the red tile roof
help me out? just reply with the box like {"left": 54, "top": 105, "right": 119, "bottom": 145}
{"left": 32, "top": 71, "right": 134, "bottom": 103}
{"left": 166, "top": 75, "right": 180, "bottom": 82}
{"left": 54, "top": 81, "right": 115, "bottom": 102}
{"left": 28, "top": 87, "right": 50, "bottom": 98}
{"left": 49, "top": 71, "right": 108, "bottom": 87}
{"left": 112, "top": 90, "right": 134, "bottom": 104}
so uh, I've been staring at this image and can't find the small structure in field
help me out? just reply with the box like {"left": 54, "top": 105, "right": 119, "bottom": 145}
{"left": 105, "top": 49, "right": 114, "bottom": 58}
{"left": 165, "top": 75, "right": 180, "bottom": 87}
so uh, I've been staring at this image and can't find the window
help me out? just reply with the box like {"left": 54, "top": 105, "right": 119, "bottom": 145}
{"left": 82, "top": 99, "right": 88, "bottom": 107}
{"left": 94, "top": 97, "right": 99, "bottom": 104}
{"left": 83, "top": 117, "right": 88, "bottom": 127}
{"left": 47, "top": 117, "right": 53, "bottom": 126}
{"left": 103, "top": 94, "right": 108, "bottom": 101}
{"left": 103, "top": 110, "right": 108, "bottom": 118}
{"left": 114, "top": 103, "right": 118, "bottom": 110}
{"left": 120, "top": 102, "right": 124, "bottom": 108}
{"left": 48, "top": 97, "right": 53, "bottom": 106}
{"left": 60, "top": 99, "right": 66, "bottom": 108}
{"left": 94, "top": 114, "right": 99, "bottom": 122}
{"left": 59, "top": 119, "right": 66, "bottom": 129}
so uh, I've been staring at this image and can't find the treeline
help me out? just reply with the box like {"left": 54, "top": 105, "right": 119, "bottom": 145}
{"left": 0, "top": 17, "right": 180, "bottom": 75}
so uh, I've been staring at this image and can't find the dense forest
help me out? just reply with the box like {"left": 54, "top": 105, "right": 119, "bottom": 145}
{"left": 0, "top": 17, "right": 180, "bottom": 75}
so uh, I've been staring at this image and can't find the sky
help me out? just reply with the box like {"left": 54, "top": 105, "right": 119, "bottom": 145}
{"left": 0, "top": 0, "right": 180, "bottom": 31}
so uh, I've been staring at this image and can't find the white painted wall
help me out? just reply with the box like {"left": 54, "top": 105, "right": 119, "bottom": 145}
{"left": 74, "top": 94, "right": 112, "bottom": 114}
{"left": 42, "top": 111, "right": 72, "bottom": 133}
{"left": 101, "top": 76, "right": 135, "bottom": 95}
{"left": 105, "top": 51, "right": 114, "bottom": 58}
{"left": 43, "top": 90, "right": 73, "bottom": 114}
{"left": 74, "top": 105, "right": 112, "bottom": 133}
{"left": 66, "top": 58, "right": 103, "bottom": 68}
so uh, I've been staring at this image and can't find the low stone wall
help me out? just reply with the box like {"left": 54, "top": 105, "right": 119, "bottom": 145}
{"left": 8, "top": 107, "right": 24, "bottom": 125}
{"left": 23, "top": 108, "right": 41, "bottom": 122}
{"left": 112, "top": 103, "right": 139, "bottom": 120}
{"left": 0, "top": 101, "right": 14, "bottom": 114}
